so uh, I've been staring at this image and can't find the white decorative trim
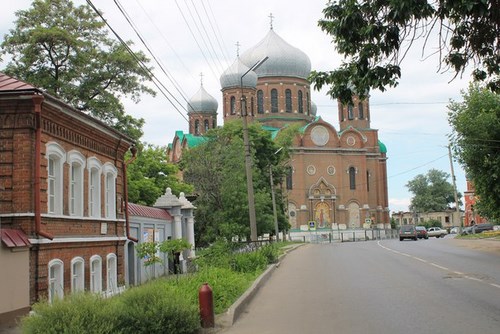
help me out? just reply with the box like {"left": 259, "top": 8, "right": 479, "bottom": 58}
{"left": 29, "top": 236, "right": 127, "bottom": 244}
{"left": 306, "top": 165, "right": 316, "bottom": 175}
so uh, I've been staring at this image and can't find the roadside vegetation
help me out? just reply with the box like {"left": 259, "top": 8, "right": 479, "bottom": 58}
{"left": 20, "top": 241, "right": 291, "bottom": 334}
{"left": 455, "top": 230, "right": 500, "bottom": 240}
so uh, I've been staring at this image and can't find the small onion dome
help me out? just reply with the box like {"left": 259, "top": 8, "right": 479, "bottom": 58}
{"left": 187, "top": 85, "right": 218, "bottom": 114}
{"left": 220, "top": 57, "right": 258, "bottom": 89}
{"left": 240, "top": 29, "right": 311, "bottom": 80}
{"left": 378, "top": 140, "right": 387, "bottom": 153}
{"left": 310, "top": 101, "right": 317, "bottom": 116}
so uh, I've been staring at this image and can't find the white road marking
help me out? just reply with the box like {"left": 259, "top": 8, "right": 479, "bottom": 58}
{"left": 430, "top": 263, "right": 449, "bottom": 271}
{"left": 376, "top": 241, "right": 499, "bottom": 290}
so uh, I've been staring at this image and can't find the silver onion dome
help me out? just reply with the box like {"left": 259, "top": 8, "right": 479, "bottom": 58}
{"left": 187, "top": 85, "right": 218, "bottom": 114}
{"left": 240, "top": 29, "right": 311, "bottom": 80}
{"left": 220, "top": 57, "right": 258, "bottom": 89}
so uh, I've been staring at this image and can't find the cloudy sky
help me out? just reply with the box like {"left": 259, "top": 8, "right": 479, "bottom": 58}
{"left": 0, "top": 0, "right": 473, "bottom": 213}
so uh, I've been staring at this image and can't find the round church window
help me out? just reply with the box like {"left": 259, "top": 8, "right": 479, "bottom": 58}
{"left": 327, "top": 165, "right": 336, "bottom": 175}
{"left": 311, "top": 125, "right": 329, "bottom": 146}
{"left": 307, "top": 165, "right": 316, "bottom": 175}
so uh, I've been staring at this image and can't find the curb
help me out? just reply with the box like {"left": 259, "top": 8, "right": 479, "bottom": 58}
{"left": 212, "top": 243, "right": 304, "bottom": 331}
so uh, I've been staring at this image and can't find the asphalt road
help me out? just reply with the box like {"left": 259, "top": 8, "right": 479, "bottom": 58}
{"left": 221, "top": 237, "right": 500, "bottom": 334}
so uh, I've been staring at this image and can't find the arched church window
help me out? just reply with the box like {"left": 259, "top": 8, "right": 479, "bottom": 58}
{"left": 298, "top": 90, "right": 303, "bottom": 113}
{"left": 204, "top": 120, "right": 209, "bottom": 132}
{"left": 257, "top": 90, "right": 264, "bottom": 114}
{"left": 348, "top": 104, "right": 354, "bottom": 120}
{"left": 230, "top": 96, "right": 236, "bottom": 115}
{"left": 306, "top": 92, "right": 310, "bottom": 114}
{"left": 285, "top": 89, "right": 292, "bottom": 113}
{"left": 195, "top": 120, "right": 200, "bottom": 135}
{"left": 212, "top": 119, "right": 216, "bottom": 129}
{"left": 349, "top": 167, "right": 356, "bottom": 190}
{"left": 366, "top": 170, "right": 370, "bottom": 191}
{"left": 286, "top": 166, "right": 293, "bottom": 190}
{"left": 271, "top": 89, "right": 278, "bottom": 113}
{"left": 358, "top": 102, "right": 364, "bottom": 119}
{"left": 251, "top": 97, "right": 254, "bottom": 116}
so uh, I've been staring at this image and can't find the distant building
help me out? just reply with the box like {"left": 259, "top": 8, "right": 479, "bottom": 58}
{"left": 392, "top": 210, "right": 464, "bottom": 229}
{"left": 168, "top": 25, "right": 390, "bottom": 231}
{"left": 463, "top": 179, "right": 489, "bottom": 226}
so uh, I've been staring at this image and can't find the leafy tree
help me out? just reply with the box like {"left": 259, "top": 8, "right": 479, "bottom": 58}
{"left": 448, "top": 84, "right": 500, "bottom": 221}
{"left": 310, "top": 0, "right": 499, "bottom": 104}
{"left": 406, "top": 169, "right": 462, "bottom": 212}
{"left": 0, "top": 0, "right": 155, "bottom": 141}
{"left": 127, "top": 144, "right": 193, "bottom": 206}
{"left": 182, "top": 121, "right": 290, "bottom": 247}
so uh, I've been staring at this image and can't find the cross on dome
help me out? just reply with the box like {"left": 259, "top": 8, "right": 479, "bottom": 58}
{"left": 235, "top": 41, "right": 241, "bottom": 57}
{"left": 269, "top": 13, "right": 274, "bottom": 30}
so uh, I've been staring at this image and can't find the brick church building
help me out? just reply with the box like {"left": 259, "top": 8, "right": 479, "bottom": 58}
{"left": 168, "top": 26, "right": 390, "bottom": 232}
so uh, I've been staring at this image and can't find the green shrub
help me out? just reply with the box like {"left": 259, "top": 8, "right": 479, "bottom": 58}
{"left": 115, "top": 280, "right": 199, "bottom": 334}
{"left": 194, "top": 240, "right": 233, "bottom": 270}
{"left": 231, "top": 251, "right": 267, "bottom": 273}
{"left": 21, "top": 293, "right": 116, "bottom": 334}
{"left": 168, "top": 267, "right": 256, "bottom": 314}
{"left": 258, "top": 243, "right": 280, "bottom": 264}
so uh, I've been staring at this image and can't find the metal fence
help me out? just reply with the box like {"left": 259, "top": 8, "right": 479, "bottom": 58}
{"left": 288, "top": 228, "right": 398, "bottom": 244}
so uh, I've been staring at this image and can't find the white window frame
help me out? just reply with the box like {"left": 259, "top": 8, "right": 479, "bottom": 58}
{"left": 45, "top": 142, "right": 66, "bottom": 215}
{"left": 70, "top": 257, "right": 85, "bottom": 293}
{"left": 48, "top": 259, "right": 64, "bottom": 303}
{"left": 67, "top": 151, "right": 86, "bottom": 217}
{"left": 90, "top": 255, "right": 102, "bottom": 293}
{"left": 103, "top": 163, "right": 118, "bottom": 219}
{"left": 106, "top": 253, "right": 118, "bottom": 294}
{"left": 87, "top": 157, "right": 102, "bottom": 218}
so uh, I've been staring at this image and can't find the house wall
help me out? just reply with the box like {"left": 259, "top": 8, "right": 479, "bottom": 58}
{"left": 1, "top": 92, "right": 132, "bottom": 305}
{"left": 0, "top": 246, "right": 30, "bottom": 321}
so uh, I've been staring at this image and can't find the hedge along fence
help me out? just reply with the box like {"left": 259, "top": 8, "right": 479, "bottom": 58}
{"left": 21, "top": 284, "right": 200, "bottom": 334}
{"left": 21, "top": 241, "right": 282, "bottom": 333}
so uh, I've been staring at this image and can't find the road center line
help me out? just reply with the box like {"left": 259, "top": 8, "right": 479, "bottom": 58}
{"left": 430, "top": 263, "right": 449, "bottom": 271}
{"left": 376, "top": 241, "right": 500, "bottom": 289}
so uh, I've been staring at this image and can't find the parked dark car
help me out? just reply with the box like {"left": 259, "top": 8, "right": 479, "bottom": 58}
{"left": 474, "top": 223, "right": 494, "bottom": 233}
{"left": 462, "top": 223, "right": 494, "bottom": 235}
{"left": 399, "top": 225, "right": 418, "bottom": 241}
{"left": 415, "top": 226, "right": 428, "bottom": 239}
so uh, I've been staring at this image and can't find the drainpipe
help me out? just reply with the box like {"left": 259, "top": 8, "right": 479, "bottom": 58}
{"left": 123, "top": 145, "right": 138, "bottom": 242}
{"left": 33, "top": 94, "right": 53, "bottom": 240}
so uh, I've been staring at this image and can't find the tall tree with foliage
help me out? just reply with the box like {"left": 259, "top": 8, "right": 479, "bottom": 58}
{"left": 406, "top": 169, "right": 462, "bottom": 212}
{"left": 182, "top": 121, "right": 291, "bottom": 247}
{"left": 127, "top": 144, "right": 193, "bottom": 206}
{"left": 309, "top": 0, "right": 499, "bottom": 104}
{"left": 0, "top": 0, "right": 155, "bottom": 141}
{"left": 448, "top": 84, "right": 500, "bottom": 221}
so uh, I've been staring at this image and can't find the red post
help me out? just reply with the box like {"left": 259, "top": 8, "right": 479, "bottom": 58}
{"left": 199, "top": 283, "right": 214, "bottom": 328}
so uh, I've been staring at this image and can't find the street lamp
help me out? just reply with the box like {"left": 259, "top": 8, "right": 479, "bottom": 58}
{"left": 241, "top": 56, "right": 268, "bottom": 242}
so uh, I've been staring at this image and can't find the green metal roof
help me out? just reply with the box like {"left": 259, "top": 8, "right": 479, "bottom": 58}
{"left": 184, "top": 134, "right": 208, "bottom": 148}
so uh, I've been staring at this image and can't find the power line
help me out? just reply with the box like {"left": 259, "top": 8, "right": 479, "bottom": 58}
{"left": 85, "top": 0, "right": 189, "bottom": 123}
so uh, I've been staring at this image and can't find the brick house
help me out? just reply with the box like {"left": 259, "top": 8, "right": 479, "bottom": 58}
{"left": 0, "top": 73, "right": 136, "bottom": 321}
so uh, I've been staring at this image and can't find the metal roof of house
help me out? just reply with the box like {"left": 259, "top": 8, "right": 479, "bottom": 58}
{"left": 1, "top": 228, "right": 31, "bottom": 248}
{"left": 0, "top": 72, "right": 36, "bottom": 92}
{"left": 128, "top": 203, "right": 172, "bottom": 220}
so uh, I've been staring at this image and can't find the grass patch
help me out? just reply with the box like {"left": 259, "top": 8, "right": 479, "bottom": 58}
{"left": 455, "top": 231, "right": 500, "bottom": 240}
{"left": 21, "top": 241, "right": 294, "bottom": 333}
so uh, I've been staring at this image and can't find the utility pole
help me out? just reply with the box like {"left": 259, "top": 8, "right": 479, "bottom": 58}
{"left": 240, "top": 56, "right": 268, "bottom": 242}
{"left": 448, "top": 145, "right": 462, "bottom": 231}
